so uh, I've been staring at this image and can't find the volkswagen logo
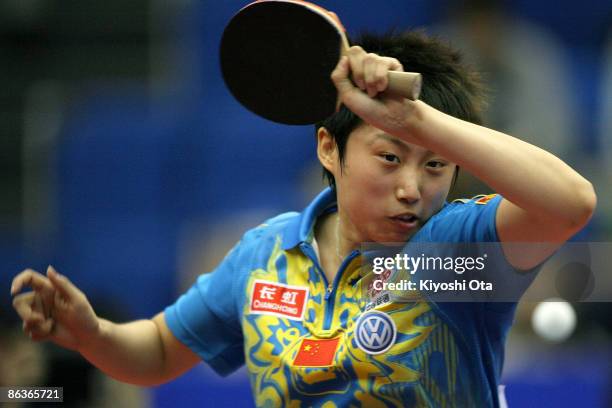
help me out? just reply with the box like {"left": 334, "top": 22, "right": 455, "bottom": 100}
{"left": 354, "top": 310, "right": 397, "bottom": 355}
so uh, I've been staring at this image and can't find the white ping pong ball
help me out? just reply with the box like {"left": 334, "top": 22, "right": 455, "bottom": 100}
{"left": 531, "top": 298, "right": 577, "bottom": 342}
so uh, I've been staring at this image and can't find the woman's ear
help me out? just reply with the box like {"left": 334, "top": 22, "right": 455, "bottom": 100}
{"left": 317, "top": 127, "right": 337, "bottom": 173}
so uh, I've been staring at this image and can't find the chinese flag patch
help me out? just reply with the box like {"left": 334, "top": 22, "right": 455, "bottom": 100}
{"left": 293, "top": 338, "right": 340, "bottom": 367}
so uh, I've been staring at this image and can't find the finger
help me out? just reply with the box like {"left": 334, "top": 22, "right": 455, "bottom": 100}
{"left": 373, "top": 57, "right": 403, "bottom": 94}
{"left": 34, "top": 291, "right": 47, "bottom": 319}
{"left": 16, "top": 292, "right": 49, "bottom": 324}
{"left": 13, "top": 292, "right": 39, "bottom": 321}
{"left": 20, "top": 303, "right": 53, "bottom": 343}
{"left": 331, "top": 56, "right": 356, "bottom": 97}
{"left": 11, "top": 269, "right": 54, "bottom": 296}
{"left": 47, "top": 266, "right": 82, "bottom": 302}
{"left": 373, "top": 62, "right": 388, "bottom": 93}
{"left": 363, "top": 53, "right": 386, "bottom": 98}
{"left": 54, "top": 289, "right": 71, "bottom": 313}
{"left": 25, "top": 316, "right": 55, "bottom": 340}
{"left": 23, "top": 313, "right": 53, "bottom": 332}
{"left": 11, "top": 270, "right": 56, "bottom": 323}
{"left": 385, "top": 56, "right": 403, "bottom": 72}
{"left": 346, "top": 46, "right": 366, "bottom": 90}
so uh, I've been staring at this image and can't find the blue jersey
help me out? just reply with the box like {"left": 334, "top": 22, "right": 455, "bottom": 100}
{"left": 165, "top": 188, "right": 530, "bottom": 407}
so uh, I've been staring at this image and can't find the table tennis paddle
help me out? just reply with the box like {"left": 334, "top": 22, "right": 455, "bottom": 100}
{"left": 220, "top": 0, "right": 422, "bottom": 125}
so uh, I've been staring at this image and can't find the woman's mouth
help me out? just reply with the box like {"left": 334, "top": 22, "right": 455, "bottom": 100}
{"left": 389, "top": 214, "right": 419, "bottom": 230}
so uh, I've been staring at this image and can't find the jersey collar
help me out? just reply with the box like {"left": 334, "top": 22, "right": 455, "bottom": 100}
{"left": 282, "top": 188, "right": 337, "bottom": 250}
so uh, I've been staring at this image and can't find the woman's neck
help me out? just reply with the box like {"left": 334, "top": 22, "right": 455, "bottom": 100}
{"left": 314, "top": 211, "right": 357, "bottom": 283}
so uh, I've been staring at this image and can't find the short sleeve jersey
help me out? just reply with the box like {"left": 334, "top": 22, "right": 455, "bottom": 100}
{"left": 165, "top": 188, "right": 529, "bottom": 407}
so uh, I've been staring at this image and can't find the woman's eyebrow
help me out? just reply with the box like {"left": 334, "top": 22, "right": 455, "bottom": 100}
{"left": 370, "top": 133, "right": 410, "bottom": 150}
{"left": 371, "top": 133, "right": 436, "bottom": 158}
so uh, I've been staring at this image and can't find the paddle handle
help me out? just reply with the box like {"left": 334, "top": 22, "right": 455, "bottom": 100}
{"left": 388, "top": 71, "right": 422, "bottom": 101}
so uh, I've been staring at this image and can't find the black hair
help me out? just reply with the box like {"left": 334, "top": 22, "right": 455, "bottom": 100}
{"left": 316, "top": 30, "right": 487, "bottom": 189}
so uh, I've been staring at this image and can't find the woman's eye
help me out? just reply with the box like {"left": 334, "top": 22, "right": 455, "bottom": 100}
{"left": 382, "top": 154, "right": 400, "bottom": 163}
{"left": 427, "top": 161, "right": 446, "bottom": 169}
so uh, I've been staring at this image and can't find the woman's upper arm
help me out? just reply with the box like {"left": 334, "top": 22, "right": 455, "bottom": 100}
{"left": 496, "top": 198, "right": 570, "bottom": 270}
{"left": 152, "top": 312, "right": 200, "bottom": 382}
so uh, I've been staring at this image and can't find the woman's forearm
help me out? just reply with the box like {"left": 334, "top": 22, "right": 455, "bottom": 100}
{"left": 405, "top": 101, "right": 596, "bottom": 225}
{"left": 78, "top": 318, "right": 169, "bottom": 386}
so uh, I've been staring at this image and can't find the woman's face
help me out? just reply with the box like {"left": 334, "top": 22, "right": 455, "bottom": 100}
{"left": 320, "top": 123, "right": 457, "bottom": 246}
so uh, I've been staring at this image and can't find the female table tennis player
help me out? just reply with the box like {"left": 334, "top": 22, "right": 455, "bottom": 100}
{"left": 11, "top": 30, "right": 596, "bottom": 407}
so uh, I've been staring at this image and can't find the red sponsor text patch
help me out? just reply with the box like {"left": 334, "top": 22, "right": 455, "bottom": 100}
{"left": 249, "top": 280, "right": 309, "bottom": 320}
